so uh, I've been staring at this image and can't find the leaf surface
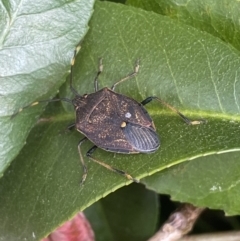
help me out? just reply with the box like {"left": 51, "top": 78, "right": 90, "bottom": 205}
{"left": 84, "top": 183, "right": 158, "bottom": 241}
{"left": 1, "top": 1, "right": 240, "bottom": 240}
{"left": 0, "top": 0, "right": 94, "bottom": 175}
{"left": 126, "top": 0, "right": 240, "bottom": 51}
{"left": 143, "top": 152, "right": 240, "bottom": 216}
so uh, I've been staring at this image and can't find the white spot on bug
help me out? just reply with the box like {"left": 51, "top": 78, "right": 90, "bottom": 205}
{"left": 125, "top": 112, "right": 131, "bottom": 118}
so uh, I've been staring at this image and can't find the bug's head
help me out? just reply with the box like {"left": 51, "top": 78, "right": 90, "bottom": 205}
{"left": 71, "top": 94, "right": 88, "bottom": 109}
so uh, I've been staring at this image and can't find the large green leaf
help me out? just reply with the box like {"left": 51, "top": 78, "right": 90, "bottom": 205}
{"left": 126, "top": 0, "right": 240, "bottom": 216}
{"left": 126, "top": 0, "right": 240, "bottom": 51}
{"left": 1, "top": 1, "right": 240, "bottom": 240}
{"left": 143, "top": 152, "right": 240, "bottom": 216}
{"left": 0, "top": 0, "right": 95, "bottom": 176}
{"left": 84, "top": 183, "right": 158, "bottom": 241}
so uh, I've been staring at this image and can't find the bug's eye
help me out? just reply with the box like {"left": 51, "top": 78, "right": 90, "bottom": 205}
{"left": 123, "top": 123, "right": 160, "bottom": 153}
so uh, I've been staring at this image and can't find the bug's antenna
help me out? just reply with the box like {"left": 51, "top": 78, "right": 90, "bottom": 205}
{"left": 70, "top": 45, "right": 81, "bottom": 96}
{"left": 11, "top": 97, "right": 72, "bottom": 119}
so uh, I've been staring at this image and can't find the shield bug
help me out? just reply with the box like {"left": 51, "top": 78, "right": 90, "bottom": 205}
{"left": 13, "top": 46, "right": 205, "bottom": 184}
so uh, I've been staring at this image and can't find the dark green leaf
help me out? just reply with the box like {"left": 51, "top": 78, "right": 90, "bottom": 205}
{"left": 84, "top": 183, "right": 158, "bottom": 241}
{"left": 126, "top": 0, "right": 240, "bottom": 51}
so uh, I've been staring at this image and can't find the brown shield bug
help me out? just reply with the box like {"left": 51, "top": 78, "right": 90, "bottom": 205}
{"left": 13, "top": 46, "right": 205, "bottom": 184}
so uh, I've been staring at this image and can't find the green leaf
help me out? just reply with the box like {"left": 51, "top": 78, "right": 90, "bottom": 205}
{"left": 143, "top": 152, "right": 240, "bottom": 216}
{"left": 0, "top": 0, "right": 95, "bottom": 176}
{"left": 1, "top": 1, "right": 240, "bottom": 240}
{"left": 84, "top": 183, "right": 158, "bottom": 241}
{"left": 124, "top": 0, "right": 240, "bottom": 216}
{"left": 126, "top": 0, "right": 240, "bottom": 51}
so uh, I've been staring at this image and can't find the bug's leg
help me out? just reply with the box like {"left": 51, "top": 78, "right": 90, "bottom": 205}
{"left": 78, "top": 137, "right": 88, "bottom": 185}
{"left": 141, "top": 96, "right": 206, "bottom": 125}
{"left": 59, "top": 123, "right": 76, "bottom": 135}
{"left": 62, "top": 123, "right": 76, "bottom": 134}
{"left": 86, "top": 146, "right": 139, "bottom": 183}
{"left": 111, "top": 60, "right": 140, "bottom": 91}
{"left": 94, "top": 58, "right": 103, "bottom": 92}
{"left": 67, "top": 123, "right": 75, "bottom": 131}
